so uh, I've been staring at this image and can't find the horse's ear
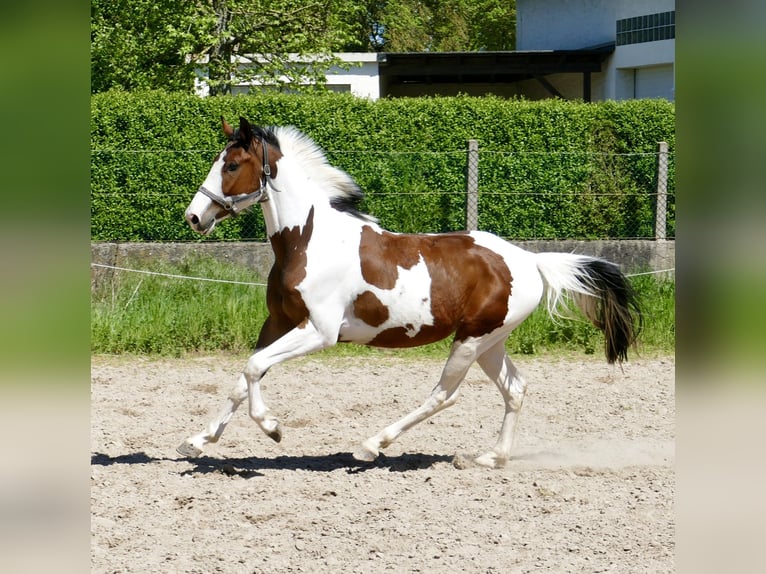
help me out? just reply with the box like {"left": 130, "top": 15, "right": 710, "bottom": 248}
{"left": 237, "top": 117, "right": 255, "bottom": 148}
{"left": 221, "top": 117, "right": 234, "bottom": 137}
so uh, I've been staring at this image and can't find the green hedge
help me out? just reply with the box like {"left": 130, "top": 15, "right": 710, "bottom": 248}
{"left": 91, "top": 91, "right": 674, "bottom": 241}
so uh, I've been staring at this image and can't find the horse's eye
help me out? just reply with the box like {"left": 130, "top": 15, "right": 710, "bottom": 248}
{"left": 226, "top": 162, "right": 239, "bottom": 172}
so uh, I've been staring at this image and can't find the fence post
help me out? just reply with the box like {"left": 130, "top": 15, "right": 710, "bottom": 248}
{"left": 466, "top": 139, "right": 479, "bottom": 231}
{"left": 655, "top": 141, "right": 668, "bottom": 240}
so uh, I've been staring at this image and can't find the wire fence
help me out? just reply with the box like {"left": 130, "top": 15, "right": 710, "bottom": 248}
{"left": 90, "top": 261, "right": 675, "bottom": 289}
{"left": 91, "top": 142, "right": 674, "bottom": 242}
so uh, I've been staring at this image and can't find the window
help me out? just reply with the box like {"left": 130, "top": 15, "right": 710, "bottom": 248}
{"left": 616, "top": 11, "right": 675, "bottom": 46}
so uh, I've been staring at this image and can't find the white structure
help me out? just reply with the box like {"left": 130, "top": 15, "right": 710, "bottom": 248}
{"left": 233, "top": 53, "right": 381, "bottom": 99}
{"left": 195, "top": 53, "right": 381, "bottom": 99}
{"left": 517, "top": 0, "right": 675, "bottom": 100}
{"left": 196, "top": 0, "right": 674, "bottom": 102}
{"left": 318, "top": 53, "right": 380, "bottom": 99}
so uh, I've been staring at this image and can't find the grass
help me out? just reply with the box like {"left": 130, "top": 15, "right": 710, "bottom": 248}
{"left": 91, "top": 257, "right": 674, "bottom": 359}
{"left": 91, "top": 257, "right": 269, "bottom": 355}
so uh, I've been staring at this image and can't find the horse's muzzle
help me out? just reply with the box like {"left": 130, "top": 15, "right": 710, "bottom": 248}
{"left": 185, "top": 209, "right": 216, "bottom": 235}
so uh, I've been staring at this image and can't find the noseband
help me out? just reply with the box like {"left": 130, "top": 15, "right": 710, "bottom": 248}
{"left": 197, "top": 137, "right": 279, "bottom": 216}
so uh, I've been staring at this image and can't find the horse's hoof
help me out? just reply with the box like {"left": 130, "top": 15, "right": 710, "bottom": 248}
{"left": 267, "top": 427, "right": 282, "bottom": 443}
{"left": 352, "top": 441, "right": 379, "bottom": 462}
{"left": 177, "top": 441, "right": 203, "bottom": 458}
{"left": 452, "top": 453, "right": 477, "bottom": 470}
{"left": 474, "top": 451, "right": 507, "bottom": 469}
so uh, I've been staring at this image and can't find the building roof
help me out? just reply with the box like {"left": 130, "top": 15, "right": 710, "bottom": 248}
{"left": 378, "top": 44, "right": 614, "bottom": 88}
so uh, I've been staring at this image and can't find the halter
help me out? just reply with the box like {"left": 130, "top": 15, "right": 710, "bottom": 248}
{"left": 196, "top": 137, "right": 279, "bottom": 216}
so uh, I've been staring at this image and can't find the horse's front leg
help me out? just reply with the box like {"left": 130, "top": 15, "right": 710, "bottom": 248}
{"left": 242, "top": 320, "right": 335, "bottom": 442}
{"left": 177, "top": 373, "right": 249, "bottom": 457}
{"left": 177, "top": 318, "right": 333, "bottom": 458}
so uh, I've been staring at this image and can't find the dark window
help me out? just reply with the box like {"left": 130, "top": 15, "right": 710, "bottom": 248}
{"left": 616, "top": 11, "right": 675, "bottom": 46}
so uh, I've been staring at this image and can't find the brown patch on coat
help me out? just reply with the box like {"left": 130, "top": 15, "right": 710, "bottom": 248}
{"left": 358, "top": 226, "right": 421, "bottom": 289}
{"left": 353, "top": 291, "right": 389, "bottom": 327}
{"left": 355, "top": 226, "right": 513, "bottom": 347}
{"left": 262, "top": 207, "right": 315, "bottom": 331}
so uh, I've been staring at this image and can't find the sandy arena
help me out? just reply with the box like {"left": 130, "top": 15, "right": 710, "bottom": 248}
{"left": 91, "top": 353, "right": 674, "bottom": 573}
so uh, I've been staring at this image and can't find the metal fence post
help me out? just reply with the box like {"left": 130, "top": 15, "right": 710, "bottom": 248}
{"left": 466, "top": 139, "right": 479, "bottom": 231}
{"left": 655, "top": 141, "right": 668, "bottom": 240}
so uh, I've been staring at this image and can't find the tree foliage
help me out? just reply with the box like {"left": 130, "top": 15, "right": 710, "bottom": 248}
{"left": 91, "top": 1, "right": 516, "bottom": 94}
{"left": 91, "top": 0, "right": 205, "bottom": 93}
{"left": 347, "top": 0, "right": 516, "bottom": 52}
{"left": 91, "top": 0, "right": 362, "bottom": 94}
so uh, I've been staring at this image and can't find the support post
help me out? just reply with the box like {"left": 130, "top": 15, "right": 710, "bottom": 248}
{"left": 466, "top": 139, "right": 479, "bottom": 231}
{"left": 655, "top": 141, "right": 668, "bottom": 240}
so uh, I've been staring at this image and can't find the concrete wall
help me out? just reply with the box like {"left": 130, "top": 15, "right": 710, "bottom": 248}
{"left": 517, "top": 0, "right": 616, "bottom": 50}
{"left": 91, "top": 240, "right": 674, "bottom": 290}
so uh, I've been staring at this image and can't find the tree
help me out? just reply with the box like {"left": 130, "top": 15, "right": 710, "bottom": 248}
{"left": 199, "top": 0, "right": 362, "bottom": 95}
{"left": 91, "top": 0, "right": 362, "bottom": 94}
{"left": 344, "top": 0, "right": 516, "bottom": 52}
{"left": 467, "top": 0, "right": 517, "bottom": 51}
{"left": 91, "top": 0, "right": 206, "bottom": 93}
{"left": 91, "top": 0, "right": 516, "bottom": 95}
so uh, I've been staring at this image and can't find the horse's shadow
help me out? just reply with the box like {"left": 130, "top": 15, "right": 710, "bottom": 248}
{"left": 90, "top": 450, "right": 453, "bottom": 478}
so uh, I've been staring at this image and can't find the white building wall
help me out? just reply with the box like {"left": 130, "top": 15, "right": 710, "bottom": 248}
{"left": 615, "top": 0, "right": 672, "bottom": 20}
{"left": 606, "top": 40, "right": 675, "bottom": 100}
{"left": 517, "top": 0, "right": 674, "bottom": 101}
{"left": 323, "top": 53, "right": 380, "bottom": 99}
{"left": 634, "top": 65, "right": 674, "bottom": 99}
{"left": 196, "top": 53, "right": 382, "bottom": 99}
{"left": 517, "top": 0, "right": 615, "bottom": 50}
{"left": 609, "top": 1, "right": 675, "bottom": 101}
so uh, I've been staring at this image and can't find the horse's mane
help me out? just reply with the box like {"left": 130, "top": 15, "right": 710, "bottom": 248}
{"left": 265, "top": 126, "right": 377, "bottom": 223}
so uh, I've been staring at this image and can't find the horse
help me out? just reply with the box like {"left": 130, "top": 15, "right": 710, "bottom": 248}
{"left": 179, "top": 117, "right": 641, "bottom": 468}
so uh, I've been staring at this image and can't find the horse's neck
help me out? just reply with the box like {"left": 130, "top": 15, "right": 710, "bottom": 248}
{"left": 260, "top": 158, "right": 326, "bottom": 243}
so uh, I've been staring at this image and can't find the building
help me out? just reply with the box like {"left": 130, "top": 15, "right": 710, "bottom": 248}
{"left": 516, "top": 0, "right": 675, "bottom": 100}
{"left": 197, "top": 0, "right": 674, "bottom": 102}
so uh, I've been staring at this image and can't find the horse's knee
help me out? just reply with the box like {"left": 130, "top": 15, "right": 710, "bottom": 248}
{"left": 244, "top": 356, "right": 266, "bottom": 382}
{"left": 228, "top": 375, "right": 249, "bottom": 402}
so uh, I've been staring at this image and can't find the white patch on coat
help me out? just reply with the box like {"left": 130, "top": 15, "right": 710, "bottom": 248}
{"left": 185, "top": 153, "right": 226, "bottom": 232}
{"left": 337, "top": 254, "right": 434, "bottom": 344}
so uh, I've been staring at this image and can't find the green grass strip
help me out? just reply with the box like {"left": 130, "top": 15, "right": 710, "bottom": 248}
{"left": 92, "top": 257, "right": 674, "bottom": 358}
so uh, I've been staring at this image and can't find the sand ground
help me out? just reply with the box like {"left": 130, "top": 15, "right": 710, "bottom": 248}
{"left": 91, "top": 353, "right": 674, "bottom": 573}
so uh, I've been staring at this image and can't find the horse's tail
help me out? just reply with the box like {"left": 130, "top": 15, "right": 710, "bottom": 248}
{"left": 534, "top": 253, "right": 642, "bottom": 364}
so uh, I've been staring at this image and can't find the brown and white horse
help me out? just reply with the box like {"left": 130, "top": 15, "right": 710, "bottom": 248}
{"left": 179, "top": 117, "right": 641, "bottom": 468}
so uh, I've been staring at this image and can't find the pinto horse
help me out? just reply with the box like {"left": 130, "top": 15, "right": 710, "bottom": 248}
{"left": 179, "top": 117, "right": 641, "bottom": 468}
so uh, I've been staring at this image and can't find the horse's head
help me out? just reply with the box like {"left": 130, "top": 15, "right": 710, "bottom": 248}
{"left": 185, "top": 117, "right": 281, "bottom": 235}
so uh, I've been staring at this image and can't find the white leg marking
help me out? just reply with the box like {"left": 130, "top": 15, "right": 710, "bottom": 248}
{"left": 178, "top": 321, "right": 334, "bottom": 456}
{"left": 474, "top": 341, "right": 527, "bottom": 468}
{"left": 177, "top": 374, "right": 248, "bottom": 457}
{"left": 353, "top": 340, "right": 477, "bottom": 462}
{"left": 243, "top": 322, "right": 334, "bottom": 443}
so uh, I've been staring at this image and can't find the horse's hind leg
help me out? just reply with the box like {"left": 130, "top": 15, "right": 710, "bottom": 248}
{"left": 474, "top": 340, "right": 527, "bottom": 468}
{"left": 177, "top": 374, "right": 249, "bottom": 457}
{"left": 353, "top": 340, "right": 477, "bottom": 462}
